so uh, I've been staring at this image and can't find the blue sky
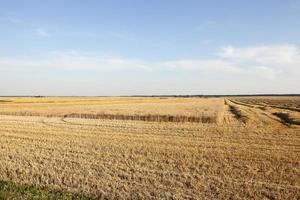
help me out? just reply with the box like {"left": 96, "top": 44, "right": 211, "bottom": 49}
{"left": 1, "top": 0, "right": 300, "bottom": 95}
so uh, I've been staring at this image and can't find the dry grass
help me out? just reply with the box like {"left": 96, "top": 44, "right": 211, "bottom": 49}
{"left": 0, "top": 97, "right": 299, "bottom": 199}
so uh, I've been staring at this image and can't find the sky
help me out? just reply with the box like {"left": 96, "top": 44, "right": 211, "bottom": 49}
{"left": 0, "top": 0, "right": 300, "bottom": 96}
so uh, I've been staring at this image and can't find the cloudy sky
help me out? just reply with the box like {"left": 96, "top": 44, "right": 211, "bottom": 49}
{"left": 1, "top": 0, "right": 300, "bottom": 95}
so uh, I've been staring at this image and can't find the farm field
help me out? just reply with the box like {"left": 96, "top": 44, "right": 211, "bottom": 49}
{"left": 233, "top": 96, "right": 300, "bottom": 110}
{"left": 0, "top": 97, "right": 299, "bottom": 199}
{"left": 0, "top": 97, "right": 223, "bottom": 123}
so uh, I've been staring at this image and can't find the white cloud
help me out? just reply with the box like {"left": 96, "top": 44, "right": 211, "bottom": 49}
{"left": 196, "top": 20, "right": 216, "bottom": 31}
{"left": 1, "top": 44, "right": 300, "bottom": 95}
{"left": 3, "top": 15, "right": 52, "bottom": 38}
{"left": 34, "top": 28, "right": 52, "bottom": 37}
{"left": 6, "top": 17, "right": 22, "bottom": 24}
{"left": 2, "top": 12, "right": 23, "bottom": 24}
{"left": 159, "top": 44, "right": 300, "bottom": 79}
{"left": 219, "top": 44, "right": 300, "bottom": 76}
{"left": 160, "top": 59, "right": 241, "bottom": 73}
{"left": 220, "top": 44, "right": 300, "bottom": 66}
{"left": 201, "top": 39, "right": 213, "bottom": 45}
{"left": 0, "top": 44, "right": 299, "bottom": 79}
{"left": 0, "top": 51, "right": 150, "bottom": 71}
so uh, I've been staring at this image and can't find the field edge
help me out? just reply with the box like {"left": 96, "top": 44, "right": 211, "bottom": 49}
{"left": 0, "top": 180, "right": 92, "bottom": 200}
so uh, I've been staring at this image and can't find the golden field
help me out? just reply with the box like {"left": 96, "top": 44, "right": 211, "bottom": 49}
{"left": 0, "top": 97, "right": 223, "bottom": 116}
{"left": 0, "top": 97, "right": 299, "bottom": 199}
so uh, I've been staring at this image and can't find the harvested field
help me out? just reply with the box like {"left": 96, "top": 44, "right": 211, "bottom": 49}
{"left": 0, "top": 97, "right": 299, "bottom": 199}
{"left": 234, "top": 96, "right": 300, "bottom": 111}
{"left": 0, "top": 97, "right": 222, "bottom": 123}
{"left": 231, "top": 97, "right": 300, "bottom": 127}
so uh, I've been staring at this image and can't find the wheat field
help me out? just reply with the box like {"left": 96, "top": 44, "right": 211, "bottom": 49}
{"left": 0, "top": 97, "right": 299, "bottom": 199}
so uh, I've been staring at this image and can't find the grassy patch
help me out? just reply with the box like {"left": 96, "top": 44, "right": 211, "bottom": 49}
{"left": 228, "top": 105, "right": 247, "bottom": 123}
{"left": 258, "top": 106, "right": 267, "bottom": 111}
{"left": 0, "top": 180, "right": 91, "bottom": 200}
{"left": 273, "top": 112, "right": 300, "bottom": 126}
{"left": 0, "top": 100, "right": 12, "bottom": 103}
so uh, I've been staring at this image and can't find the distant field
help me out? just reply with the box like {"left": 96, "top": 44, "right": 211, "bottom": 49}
{"left": 233, "top": 96, "right": 300, "bottom": 109}
{"left": 0, "top": 97, "right": 223, "bottom": 123}
{"left": 232, "top": 96, "right": 300, "bottom": 126}
{"left": 0, "top": 97, "right": 299, "bottom": 199}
